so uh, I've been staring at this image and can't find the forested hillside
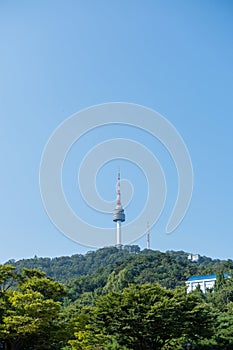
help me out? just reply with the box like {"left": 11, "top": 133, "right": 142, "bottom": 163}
{"left": 7, "top": 246, "right": 233, "bottom": 288}
{"left": 1, "top": 247, "right": 233, "bottom": 349}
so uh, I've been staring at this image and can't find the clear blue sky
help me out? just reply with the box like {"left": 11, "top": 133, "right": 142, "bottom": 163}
{"left": 0, "top": 1, "right": 232, "bottom": 263}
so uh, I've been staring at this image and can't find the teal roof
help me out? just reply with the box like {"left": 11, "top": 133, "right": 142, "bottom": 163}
{"left": 187, "top": 274, "right": 216, "bottom": 281}
{"left": 187, "top": 273, "right": 229, "bottom": 282}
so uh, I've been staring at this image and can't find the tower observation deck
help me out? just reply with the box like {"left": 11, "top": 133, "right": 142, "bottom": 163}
{"left": 113, "top": 172, "right": 125, "bottom": 247}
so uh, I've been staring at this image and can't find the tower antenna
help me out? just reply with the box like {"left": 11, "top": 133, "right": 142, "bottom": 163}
{"left": 146, "top": 221, "right": 150, "bottom": 250}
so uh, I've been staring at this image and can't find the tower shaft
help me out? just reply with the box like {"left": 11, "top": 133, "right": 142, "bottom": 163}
{"left": 116, "top": 221, "right": 121, "bottom": 247}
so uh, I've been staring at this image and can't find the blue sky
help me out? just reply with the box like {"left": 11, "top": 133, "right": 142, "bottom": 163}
{"left": 0, "top": 1, "right": 232, "bottom": 263}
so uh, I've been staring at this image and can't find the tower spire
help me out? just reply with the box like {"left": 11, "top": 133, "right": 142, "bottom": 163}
{"left": 113, "top": 170, "right": 125, "bottom": 248}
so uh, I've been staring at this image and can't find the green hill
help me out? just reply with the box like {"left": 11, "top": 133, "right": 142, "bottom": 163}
{"left": 6, "top": 246, "right": 233, "bottom": 290}
{"left": 2, "top": 246, "right": 233, "bottom": 349}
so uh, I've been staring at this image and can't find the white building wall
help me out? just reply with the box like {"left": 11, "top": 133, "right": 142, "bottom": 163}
{"left": 185, "top": 278, "right": 216, "bottom": 293}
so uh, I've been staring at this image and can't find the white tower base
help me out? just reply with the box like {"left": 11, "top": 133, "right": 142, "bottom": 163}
{"left": 116, "top": 221, "right": 122, "bottom": 248}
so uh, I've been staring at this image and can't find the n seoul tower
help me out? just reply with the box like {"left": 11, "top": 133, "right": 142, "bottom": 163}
{"left": 113, "top": 172, "right": 125, "bottom": 247}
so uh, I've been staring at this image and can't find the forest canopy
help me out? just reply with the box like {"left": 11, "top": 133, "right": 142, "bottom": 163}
{"left": 1, "top": 247, "right": 233, "bottom": 349}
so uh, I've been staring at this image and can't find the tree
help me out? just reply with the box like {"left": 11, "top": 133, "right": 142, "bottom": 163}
{"left": 0, "top": 265, "right": 66, "bottom": 350}
{"left": 69, "top": 283, "right": 214, "bottom": 350}
{"left": 19, "top": 268, "right": 66, "bottom": 300}
{"left": 208, "top": 273, "right": 233, "bottom": 311}
{"left": 103, "top": 269, "right": 134, "bottom": 293}
{"left": 214, "top": 302, "right": 233, "bottom": 349}
{"left": 0, "top": 265, "right": 19, "bottom": 293}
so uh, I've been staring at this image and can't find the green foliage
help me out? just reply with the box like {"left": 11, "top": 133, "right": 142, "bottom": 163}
{"left": 9, "top": 247, "right": 232, "bottom": 287}
{"left": 0, "top": 265, "right": 19, "bottom": 292}
{"left": 20, "top": 269, "right": 66, "bottom": 300}
{"left": 2, "top": 247, "right": 233, "bottom": 350}
{"left": 103, "top": 268, "right": 134, "bottom": 293}
{"left": 0, "top": 265, "right": 67, "bottom": 350}
{"left": 206, "top": 273, "right": 233, "bottom": 311}
{"left": 68, "top": 283, "right": 214, "bottom": 350}
{"left": 213, "top": 302, "right": 233, "bottom": 349}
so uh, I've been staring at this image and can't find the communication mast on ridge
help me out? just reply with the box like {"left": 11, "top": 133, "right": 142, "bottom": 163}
{"left": 146, "top": 222, "right": 150, "bottom": 250}
{"left": 113, "top": 171, "right": 125, "bottom": 248}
